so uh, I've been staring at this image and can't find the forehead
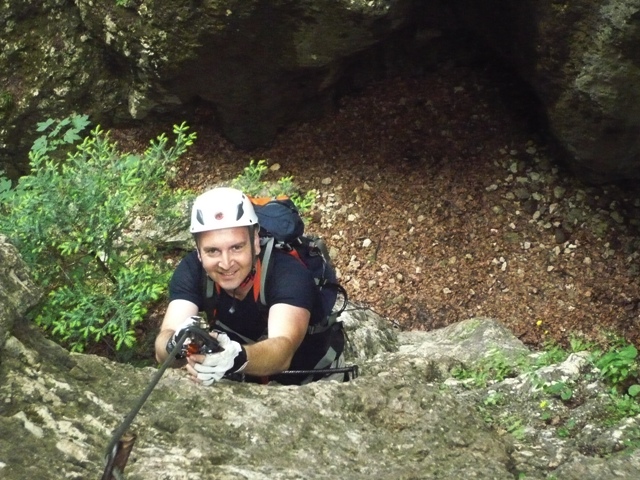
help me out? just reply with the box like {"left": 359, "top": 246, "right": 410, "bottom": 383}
{"left": 198, "top": 226, "right": 250, "bottom": 248}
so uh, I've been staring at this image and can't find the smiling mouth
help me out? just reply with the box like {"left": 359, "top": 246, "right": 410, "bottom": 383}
{"left": 218, "top": 270, "right": 238, "bottom": 280}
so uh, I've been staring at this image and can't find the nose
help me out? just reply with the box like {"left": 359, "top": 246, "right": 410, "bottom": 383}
{"left": 218, "top": 250, "right": 233, "bottom": 270}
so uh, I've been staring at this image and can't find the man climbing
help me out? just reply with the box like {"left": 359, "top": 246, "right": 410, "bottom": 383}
{"left": 154, "top": 187, "right": 346, "bottom": 385}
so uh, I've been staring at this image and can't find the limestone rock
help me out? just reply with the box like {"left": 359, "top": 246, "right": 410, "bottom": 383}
{"left": 3, "top": 1, "right": 640, "bottom": 183}
{"left": 452, "top": 0, "right": 640, "bottom": 183}
{"left": 0, "top": 235, "right": 41, "bottom": 355}
{"left": 2, "top": 214, "right": 640, "bottom": 480}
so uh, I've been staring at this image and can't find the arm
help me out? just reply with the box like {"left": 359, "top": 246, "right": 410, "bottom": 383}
{"left": 242, "top": 303, "right": 309, "bottom": 376}
{"left": 155, "top": 299, "right": 200, "bottom": 364}
{"left": 186, "top": 302, "right": 309, "bottom": 380}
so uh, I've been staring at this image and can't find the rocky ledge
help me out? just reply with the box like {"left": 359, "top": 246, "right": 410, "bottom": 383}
{"left": 1, "top": 236, "right": 639, "bottom": 479}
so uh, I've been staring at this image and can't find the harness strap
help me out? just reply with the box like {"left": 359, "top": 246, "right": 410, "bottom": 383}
{"left": 307, "top": 313, "right": 339, "bottom": 334}
{"left": 214, "top": 320, "right": 258, "bottom": 344}
{"left": 253, "top": 258, "right": 262, "bottom": 303}
{"left": 314, "top": 346, "right": 338, "bottom": 370}
{"left": 295, "top": 349, "right": 343, "bottom": 385}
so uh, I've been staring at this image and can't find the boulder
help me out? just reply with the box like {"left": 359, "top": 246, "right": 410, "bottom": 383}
{"left": 451, "top": 0, "right": 640, "bottom": 183}
{"left": 1, "top": 0, "right": 416, "bottom": 176}
{"left": 0, "top": 235, "right": 41, "bottom": 355}
{"left": 2, "top": 235, "right": 640, "bottom": 479}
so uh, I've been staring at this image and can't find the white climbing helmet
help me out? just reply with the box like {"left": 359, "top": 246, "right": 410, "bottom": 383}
{"left": 190, "top": 187, "right": 259, "bottom": 234}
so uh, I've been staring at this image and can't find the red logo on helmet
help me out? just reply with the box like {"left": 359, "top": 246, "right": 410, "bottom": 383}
{"left": 215, "top": 212, "right": 224, "bottom": 220}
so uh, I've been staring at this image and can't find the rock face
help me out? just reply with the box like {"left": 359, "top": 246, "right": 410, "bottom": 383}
{"left": 0, "top": 0, "right": 417, "bottom": 177}
{"left": 0, "top": 0, "right": 126, "bottom": 178}
{"left": 1, "top": 2, "right": 640, "bottom": 180}
{"left": 2, "top": 235, "right": 640, "bottom": 479}
{"left": 451, "top": 0, "right": 640, "bottom": 183}
{"left": 0, "top": 235, "right": 41, "bottom": 352}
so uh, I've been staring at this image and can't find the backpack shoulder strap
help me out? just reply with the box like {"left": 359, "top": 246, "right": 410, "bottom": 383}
{"left": 258, "top": 236, "right": 308, "bottom": 307}
{"left": 258, "top": 236, "right": 275, "bottom": 307}
{"left": 203, "top": 270, "right": 218, "bottom": 315}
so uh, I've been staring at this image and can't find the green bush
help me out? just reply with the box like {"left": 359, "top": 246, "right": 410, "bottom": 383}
{"left": 0, "top": 116, "right": 196, "bottom": 352}
{"left": 231, "top": 159, "right": 316, "bottom": 213}
{"left": 594, "top": 343, "right": 639, "bottom": 390}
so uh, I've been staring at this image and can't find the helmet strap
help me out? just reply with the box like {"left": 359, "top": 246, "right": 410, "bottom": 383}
{"left": 238, "top": 267, "right": 256, "bottom": 289}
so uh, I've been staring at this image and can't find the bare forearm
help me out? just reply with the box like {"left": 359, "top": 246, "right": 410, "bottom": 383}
{"left": 243, "top": 336, "right": 296, "bottom": 376}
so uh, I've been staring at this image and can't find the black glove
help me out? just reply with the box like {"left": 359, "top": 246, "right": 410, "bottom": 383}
{"left": 166, "top": 316, "right": 200, "bottom": 359}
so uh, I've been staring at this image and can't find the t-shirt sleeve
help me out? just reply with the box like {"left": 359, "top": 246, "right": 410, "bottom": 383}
{"left": 266, "top": 251, "right": 317, "bottom": 313}
{"left": 168, "top": 251, "right": 204, "bottom": 309}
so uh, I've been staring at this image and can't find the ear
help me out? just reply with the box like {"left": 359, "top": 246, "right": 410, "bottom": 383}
{"left": 194, "top": 235, "right": 202, "bottom": 262}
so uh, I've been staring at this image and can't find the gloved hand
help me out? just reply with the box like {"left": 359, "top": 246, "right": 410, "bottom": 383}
{"left": 191, "top": 332, "right": 248, "bottom": 386}
{"left": 166, "top": 316, "right": 200, "bottom": 358}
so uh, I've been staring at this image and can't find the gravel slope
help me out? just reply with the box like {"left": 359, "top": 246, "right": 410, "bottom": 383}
{"left": 115, "top": 62, "right": 640, "bottom": 352}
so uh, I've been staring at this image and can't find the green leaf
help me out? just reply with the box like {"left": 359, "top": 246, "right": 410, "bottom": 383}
{"left": 36, "top": 118, "right": 55, "bottom": 132}
{"left": 71, "top": 114, "right": 90, "bottom": 131}
{"left": 629, "top": 384, "right": 640, "bottom": 397}
{"left": 32, "top": 136, "right": 48, "bottom": 154}
{"left": 560, "top": 388, "right": 573, "bottom": 401}
{"left": 0, "top": 176, "right": 12, "bottom": 196}
{"left": 619, "top": 345, "right": 638, "bottom": 360}
{"left": 63, "top": 129, "right": 82, "bottom": 144}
